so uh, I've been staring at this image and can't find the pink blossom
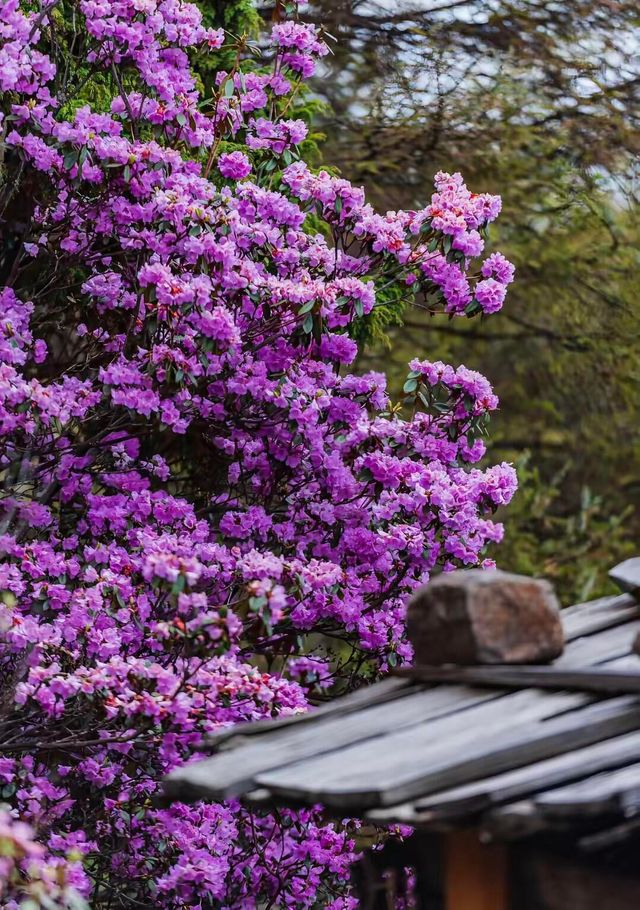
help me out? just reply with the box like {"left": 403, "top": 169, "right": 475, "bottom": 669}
{"left": 218, "top": 151, "right": 252, "bottom": 180}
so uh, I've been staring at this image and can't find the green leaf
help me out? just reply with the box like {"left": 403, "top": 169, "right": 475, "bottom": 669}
{"left": 63, "top": 150, "right": 77, "bottom": 170}
{"left": 171, "top": 574, "right": 186, "bottom": 595}
{"left": 403, "top": 378, "right": 418, "bottom": 393}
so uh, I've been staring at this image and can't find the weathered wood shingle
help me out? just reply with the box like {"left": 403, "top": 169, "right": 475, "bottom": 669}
{"left": 161, "top": 587, "right": 640, "bottom": 846}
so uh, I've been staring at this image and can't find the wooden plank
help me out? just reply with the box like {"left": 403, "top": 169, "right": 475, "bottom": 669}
{"left": 256, "top": 696, "right": 640, "bottom": 809}
{"left": 367, "top": 730, "right": 640, "bottom": 825}
{"left": 418, "top": 729, "right": 640, "bottom": 814}
{"left": 163, "top": 683, "right": 504, "bottom": 803}
{"left": 534, "top": 761, "right": 640, "bottom": 817}
{"left": 605, "top": 654, "right": 640, "bottom": 671}
{"left": 445, "top": 830, "right": 508, "bottom": 910}
{"left": 561, "top": 594, "right": 638, "bottom": 640}
{"left": 609, "top": 557, "right": 640, "bottom": 593}
{"left": 554, "top": 618, "right": 640, "bottom": 668}
{"left": 255, "top": 689, "right": 626, "bottom": 808}
{"left": 202, "top": 676, "right": 413, "bottom": 750}
{"left": 393, "top": 665, "right": 640, "bottom": 695}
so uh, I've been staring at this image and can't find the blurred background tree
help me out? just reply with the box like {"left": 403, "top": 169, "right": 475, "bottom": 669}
{"left": 214, "top": 0, "right": 640, "bottom": 603}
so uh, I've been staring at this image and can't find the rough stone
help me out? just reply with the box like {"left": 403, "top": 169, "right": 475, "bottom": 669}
{"left": 609, "top": 557, "right": 640, "bottom": 594}
{"left": 407, "top": 569, "right": 565, "bottom": 666}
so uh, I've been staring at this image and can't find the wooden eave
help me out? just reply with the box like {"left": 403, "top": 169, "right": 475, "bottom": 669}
{"left": 162, "top": 592, "right": 640, "bottom": 847}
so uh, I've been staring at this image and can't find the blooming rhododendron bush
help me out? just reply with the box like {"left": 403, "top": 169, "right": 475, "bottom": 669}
{"left": 0, "top": 0, "right": 516, "bottom": 906}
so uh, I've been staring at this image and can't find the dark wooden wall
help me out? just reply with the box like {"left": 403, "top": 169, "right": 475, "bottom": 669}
{"left": 510, "top": 846, "right": 640, "bottom": 910}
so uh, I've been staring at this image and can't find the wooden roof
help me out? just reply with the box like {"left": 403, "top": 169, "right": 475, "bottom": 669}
{"left": 162, "top": 591, "right": 640, "bottom": 847}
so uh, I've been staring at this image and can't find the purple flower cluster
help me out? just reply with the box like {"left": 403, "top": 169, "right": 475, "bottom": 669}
{"left": 0, "top": 810, "right": 88, "bottom": 909}
{"left": 271, "top": 21, "right": 329, "bottom": 76}
{"left": 0, "top": 0, "right": 516, "bottom": 906}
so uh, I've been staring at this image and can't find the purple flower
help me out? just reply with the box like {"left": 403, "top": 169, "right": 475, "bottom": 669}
{"left": 218, "top": 151, "right": 252, "bottom": 180}
{"left": 481, "top": 251, "right": 516, "bottom": 285}
{"left": 476, "top": 277, "right": 508, "bottom": 313}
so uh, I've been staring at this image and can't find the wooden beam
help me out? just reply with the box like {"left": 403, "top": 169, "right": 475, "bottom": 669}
{"left": 561, "top": 593, "right": 637, "bottom": 640}
{"left": 534, "top": 760, "right": 640, "bottom": 817}
{"left": 445, "top": 830, "right": 508, "bottom": 910}
{"left": 255, "top": 696, "right": 640, "bottom": 809}
{"left": 393, "top": 665, "right": 640, "bottom": 696}
{"left": 366, "top": 730, "right": 640, "bottom": 825}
